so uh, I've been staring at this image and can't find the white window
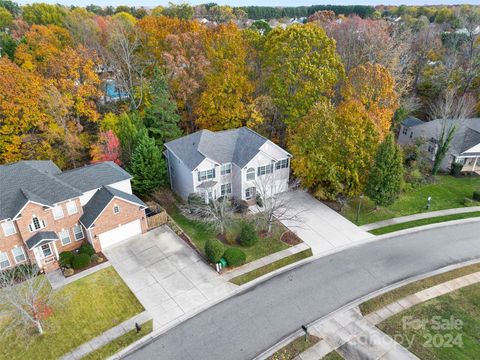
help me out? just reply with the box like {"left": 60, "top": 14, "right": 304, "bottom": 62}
{"left": 220, "top": 163, "right": 232, "bottom": 175}
{"left": 66, "top": 201, "right": 78, "bottom": 215}
{"left": 59, "top": 229, "right": 71, "bottom": 246}
{"left": 73, "top": 224, "right": 84, "bottom": 241}
{"left": 113, "top": 205, "right": 120, "bottom": 214}
{"left": 40, "top": 244, "right": 52, "bottom": 258}
{"left": 275, "top": 159, "right": 289, "bottom": 170}
{"left": 0, "top": 252, "right": 10, "bottom": 269}
{"left": 257, "top": 164, "right": 273, "bottom": 176}
{"left": 221, "top": 183, "right": 232, "bottom": 196}
{"left": 245, "top": 187, "right": 255, "bottom": 200}
{"left": 246, "top": 168, "right": 255, "bottom": 181}
{"left": 1, "top": 221, "right": 16, "bottom": 236}
{"left": 12, "top": 247, "right": 26, "bottom": 263}
{"left": 52, "top": 205, "right": 64, "bottom": 220}
{"left": 28, "top": 216, "right": 46, "bottom": 232}
{"left": 198, "top": 169, "right": 215, "bottom": 182}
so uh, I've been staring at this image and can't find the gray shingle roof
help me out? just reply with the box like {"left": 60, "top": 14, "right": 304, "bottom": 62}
{"left": 402, "top": 116, "right": 424, "bottom": 127}
{"left": 164, "top": 127, "right": 278, "bottom": 170}
{"left": 80, "top": 186, "right": 146, "bottom": 229}
{"left": 26, "top": 231, "right": 58, "bottom": 249}
{"left": 0, "top": 161, "right": 133, "bottom": 221}
{"left": 461, "top": 128, "right": 480, "bottom": 153}
{"left": 57, "top": 162, "right": 131, "bottom": 192}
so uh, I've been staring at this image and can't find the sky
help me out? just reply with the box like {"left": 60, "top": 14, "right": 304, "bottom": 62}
{"left": 15, "top": 0, "right": 480, "bottom": 7}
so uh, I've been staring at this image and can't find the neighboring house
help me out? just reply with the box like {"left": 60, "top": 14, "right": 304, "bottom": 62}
{"left": 397, "top": 117, "right": 480, "bottom": 173}
{"left": 164, "top": 127, "right": 292, "bottom": 204}
{"left": 0, "top": 161, "right": 147, "bottom": 273}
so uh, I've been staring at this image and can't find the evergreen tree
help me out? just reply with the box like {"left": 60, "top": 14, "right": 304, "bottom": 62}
{"left": 128, "top": 130, "right": 167, "bottom": 194}
{"left": 143, "top": 68, "right": 182, "bottom": 147}
{"left": 365, "top": 133, "right": 404, "bottom": 207}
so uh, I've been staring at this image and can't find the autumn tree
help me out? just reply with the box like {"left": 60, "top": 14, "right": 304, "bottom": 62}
{"left": 195, "top": 23, "right": 256, "bottom": 131}
{"left": 262, "top": 24, "right": 344, "bottom": 138}
{"left": 163, "top": 2, "right": 194, "bottom": 20}
{"left": 365, "top": 134, "right": 404, "bottom": 207}
{"left": 0, "top": 6, "right": 12, "bottom": 29}
{"left": 90, "top": 130, "right": 122, "bottom": 165}
{"left": 21, "top": 3, "right": 66, "bottom": 26}
{"left": 341, "top": 63, "right": 398, "bottom": 139}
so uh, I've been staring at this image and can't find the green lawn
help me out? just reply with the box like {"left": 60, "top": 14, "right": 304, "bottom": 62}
{"left": 169, "top": 206, "right": 289, "bottom": 263}
{"left": 321, "top": 351, "right": 344, "bottom": 359}
{"left": 378, "top": 283, "right": 480, "bottom": 359}
{"left": 342, "top": 175, "right": 480, "bottom": 225}
{"left": 82, "top": 320, "right": 153, "bottom": 360}
{"left": 267, "top": 334, "right": 320, "bottom": 360}
{"left": 370, "top": 211, "right": 480, "bottom": 235}
{"left": 230, "top": 249, "right": 313, "bottom": 285}
{"left": 0, "top": 267, "right": 144, "bottom": 360}
{"left": 359, "top": 263, "right": 480, "bottom": 315}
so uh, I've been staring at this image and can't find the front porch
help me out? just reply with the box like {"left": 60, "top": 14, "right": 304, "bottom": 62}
{"left": 26, "top": 231, "right": 61, "bottom": 273}
{"left": 461, "top": 157, "right": 480, "bottom": 175}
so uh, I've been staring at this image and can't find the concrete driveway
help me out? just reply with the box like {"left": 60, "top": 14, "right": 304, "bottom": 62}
{"left": 280, "top": 190, "right": 372, "bottom": 255}
{"left": 104, "top": 226, "right": 236, "bottom": 330}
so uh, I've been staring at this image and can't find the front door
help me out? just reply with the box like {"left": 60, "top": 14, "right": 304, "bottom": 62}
{"left": 40, "top": 243, "right": 53, "bottom": 258}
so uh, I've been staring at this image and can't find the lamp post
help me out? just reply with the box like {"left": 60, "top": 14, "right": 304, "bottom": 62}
{"left": 426, "top": 196, "right": 432, "bottom": 210}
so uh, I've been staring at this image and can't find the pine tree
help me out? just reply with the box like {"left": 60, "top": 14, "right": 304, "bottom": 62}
{"left": 128, "top": 130, "right": 167, "bottom": 194}
{"left": 143, "top": 68, "right": 182, "bottom": 147}
{"left": 365, "top": 133, "right": 404, "bottom": 207}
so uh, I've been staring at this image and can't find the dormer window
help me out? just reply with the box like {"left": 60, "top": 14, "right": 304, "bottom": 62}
{"left": 28, "top": 216, "right": 46, "bottom": 232}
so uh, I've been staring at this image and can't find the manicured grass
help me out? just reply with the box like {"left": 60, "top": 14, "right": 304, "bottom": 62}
{"left": 369, "top": 211, "right": 480, "bottom": 235}
{"left": 321, "top": 351, "right": 344, "bottom": 359}
{"left": 169, "top": 206, "right": 289, "bottom": 263}
{"left": 342, "top": 175, "right": 480, "bottom": 225}
{"left": 0, "top": 267, "right": 144, "bottom": 360}
{"left": 359, "top": 263, "right": 480, "bottom": 315}
{"left": 230, "top": 249, "right": 313, "bottom": 285}
{"left": 82, "top": 320, "right": 153, "bottom": 360}
{"left": 378, "top": 283, "right": 480, "bottom": 359}
{"left": 267, "top": 334, "right": 320, "bottom": 360}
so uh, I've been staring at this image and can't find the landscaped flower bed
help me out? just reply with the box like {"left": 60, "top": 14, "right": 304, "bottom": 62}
{"left": 59, "top": 243, "right": 108, "bottom": 277}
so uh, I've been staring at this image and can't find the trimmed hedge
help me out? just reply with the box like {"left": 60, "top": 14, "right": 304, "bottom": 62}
{"left": 59, "top": 251, "right": 74, "bottom": 268}
{"left": 224, "top": 248, "right": 246, "bottom": 267}
{"left": 205, "top": 239, "right": 224, "bottom": 263}
{"left": 473, "top": 191, "right": 480, "bottom": 202}
{"left": 72, "top": 253, "right": 91, "bottom": 270}
{"left": 238, "top": 222, "right": 258, "bottom": 247}
{"left": 80, "top": 243, "right": 95, "bottom": 256}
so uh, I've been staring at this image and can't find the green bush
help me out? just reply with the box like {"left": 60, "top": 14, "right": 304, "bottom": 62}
{"left": 223, "top": 248, "right": 246, "bottom": 267}
{"left": 204, "top": 239, "right": 224, "bottom": 263}
{"left": 473, "top": 191, "right": 480, "bottom": 202}
{"left": 59, "top": 251, "right": 74, "bottom": 267}
{"left": 450, "top": 162, "right": 463, "bottom": 176}
{"left": 79, "top": 243, "right": 95, "bottom": 256}
{"left": 91, "top": 254, "right": 100, "bottom": 262}
{"left": 72, "top": 253, "right": 91, "bottom": 270}
{"left": 238, "top": 222, "right": 258, "bottom": 247}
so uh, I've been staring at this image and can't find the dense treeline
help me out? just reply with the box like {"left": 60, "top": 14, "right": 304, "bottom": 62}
{"left": 237, "top": 5, "right": 375, "bottom": 20}
{"left": 0, "top": 1, "right": 478, "bottom": 198}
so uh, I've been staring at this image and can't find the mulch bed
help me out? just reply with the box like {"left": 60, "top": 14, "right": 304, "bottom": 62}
{"left": 280, "top": 230, "right": 302, "bottom": 246}
{"left": 63, "top": 251, "right": 108, "bottom": 277}
{"left": 259, "top": 230, "right": 269, "bottom": 239}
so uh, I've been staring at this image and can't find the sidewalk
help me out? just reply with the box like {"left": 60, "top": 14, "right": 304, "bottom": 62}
{"left": 46, "top": 261, "right": 111, "bottom": 290}
{"left": 361, "top": 206, "right": 480, "bottom": 231}
{"left": 60, "top": 311, "right": 152, "bottom": 360}
{"left": 221, "top": 242, "right": 310, "bottom": 281}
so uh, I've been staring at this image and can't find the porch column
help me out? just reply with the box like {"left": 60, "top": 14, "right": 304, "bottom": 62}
{"left": 52, "top": 241, "right": 59, "bottom": 260}
{"left": 33, "top": 248, "right": 42, "bottom": 268}
{"left": 473, "top": 157, "right": 478, "bottom": 172}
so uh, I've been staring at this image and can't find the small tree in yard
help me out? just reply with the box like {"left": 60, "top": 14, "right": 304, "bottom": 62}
{"left": 428, "top": 89, "right": 475, "bottom": 175}
{"left": 128, "top": 130, "right": 167, "bottom": 195}
{"left": 365, "top": 133, "right": 404, "bottom": 207}
{"left": 204, "top": 239, "right": 224, "bottom": 263}
{"left": 254, "top": 173, "right": 302, "bottom": 234}
{"left": 183, "top": 193, "right": 232, "bottom": 235}
{"left": 0, "top": 265, "right": 56, "bottom": 336}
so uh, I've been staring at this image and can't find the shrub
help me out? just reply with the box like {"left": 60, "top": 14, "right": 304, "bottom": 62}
{"left": 238, "top": 222, "right": 258, "bottom": 247}
{"left": 473, "top": 191, "right": 480, "bottom": 202}
{"left": 79, "top": 243, "right": 95, "bottom": 256}
{"left": 59, "top": 251, "right": 74, "bottom": 267}
{"left": 256, "top": 194, "right": 263, "bottom": 207}
{"left": 232, "top": 199, "right": 248, "bottom": 214}
{"left": 72, "top": 253, "right": 91, "bottom": 270}
{"left": 450, "top": 162, "right": 463, "bottom": 176}
{"left": 223, "top": 248, "right": 246, "bottom": 267}
{"left": 204, "top": 239, "right": 224, "bottom": 263}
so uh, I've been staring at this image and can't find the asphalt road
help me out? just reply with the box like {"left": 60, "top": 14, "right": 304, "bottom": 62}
{"left": 125, "top": 221, "right": 480, "bottom": 360}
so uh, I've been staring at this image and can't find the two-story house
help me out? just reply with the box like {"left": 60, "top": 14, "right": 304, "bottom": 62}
{"left": 164, "top": 127, "right": 292, "bottom": 204}
{"left": 0, "top": 161, "right": 147, "bottom": 273}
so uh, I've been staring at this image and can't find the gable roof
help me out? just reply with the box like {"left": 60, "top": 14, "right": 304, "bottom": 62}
{"left": 26, "top": 231, "right": 58, "bottom": 250}
{"left": 80, "top": 186, "right": 146, "bottom": 229}
{"left": 0, "top": 161, "right": 133, "bottom": 221}
{"left": 402, "top": 116, "right": 424, "bottom": 127}
{"left": 165, "top": 127, "right": 290, "bottom": 171}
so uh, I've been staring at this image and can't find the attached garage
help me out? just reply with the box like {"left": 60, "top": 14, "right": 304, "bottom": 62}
{"left": 98, "top": 219, "right": 142, "bottom": 249}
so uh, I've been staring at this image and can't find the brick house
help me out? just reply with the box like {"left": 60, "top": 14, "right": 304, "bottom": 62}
{"left": 0, "top": 161, "right": 147, "bottom": 273}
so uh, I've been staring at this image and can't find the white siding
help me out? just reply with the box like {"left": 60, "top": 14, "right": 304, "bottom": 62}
{"left": 78, "top": 179, "right": 133, "bottom": 206}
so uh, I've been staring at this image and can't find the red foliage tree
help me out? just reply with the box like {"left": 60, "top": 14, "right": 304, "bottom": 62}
{"left": 90, "top": 130, "right": 122, "bottom": 165}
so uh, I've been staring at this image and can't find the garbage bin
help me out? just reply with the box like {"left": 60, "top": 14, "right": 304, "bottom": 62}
{"left": 219, "top": 257, "right": 228, "bottom": 269}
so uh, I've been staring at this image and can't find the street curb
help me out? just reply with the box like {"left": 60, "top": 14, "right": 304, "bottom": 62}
{"left": 253, "top": 257, "right": 480, "bottom": 360}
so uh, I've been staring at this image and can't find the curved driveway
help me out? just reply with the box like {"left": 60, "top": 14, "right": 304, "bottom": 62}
{"left": 125, "top": 221, "right": 480, "bottom": 360}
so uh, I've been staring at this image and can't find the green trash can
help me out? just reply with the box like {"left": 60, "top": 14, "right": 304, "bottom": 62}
{"left": 219, "top": 257, "right": 228, "bottom": 269}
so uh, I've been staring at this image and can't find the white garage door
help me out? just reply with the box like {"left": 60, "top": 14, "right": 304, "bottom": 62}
{"left": 99, "top": 220, "right": 142, "bottom": 249}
